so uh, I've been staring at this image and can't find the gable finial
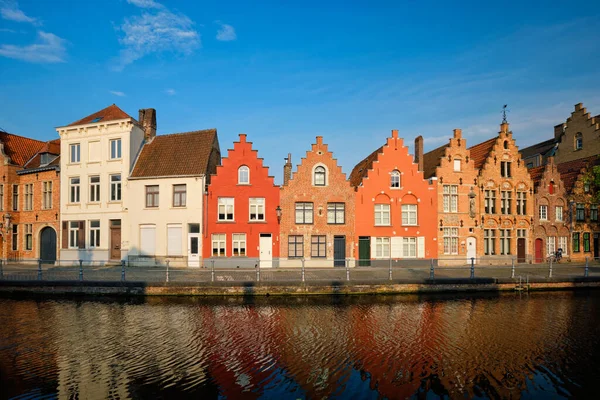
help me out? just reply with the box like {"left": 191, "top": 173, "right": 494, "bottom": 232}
{"left": 502, "top": 104, "right": 509, "bottom": 124}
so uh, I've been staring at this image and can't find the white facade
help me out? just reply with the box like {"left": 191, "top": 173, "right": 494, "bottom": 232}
{"left": 127, "top": 176, "right": 205, "bottom": 267}
{"left": 57, "top": 119, "right": 144, "bottom": 262}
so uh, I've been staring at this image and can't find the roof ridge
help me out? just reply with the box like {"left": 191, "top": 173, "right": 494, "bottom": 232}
{"left": 0, "top": 130, "right": 47, "bottom": 145}
{"left": 157, "top": 128, "right": 217, "bottom": 138}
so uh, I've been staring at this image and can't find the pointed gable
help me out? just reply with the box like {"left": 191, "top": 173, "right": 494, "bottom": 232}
{"left": 557, "top": 155, "right": 600, "bottom": 193}
{"left": 67, "top": 104, "right": 134, "bottom": 127}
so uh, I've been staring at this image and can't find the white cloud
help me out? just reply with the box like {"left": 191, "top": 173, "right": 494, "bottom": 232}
{"left": 0, "top": 0, "right": 38, "bottom": 24}
{"left": 165, "top": 88, "right": 176, "bottom": 95}
{"left": 115, "top": 5, "right": 200, "bottom": 70}
{"left": 216, "top": 21, "right": 236, "bottom": 41}
{"left": 110, "top": 90, "right": 126, "bottom": 97}
{"left": 0, "top": 31, "right": 66, "bottom": 63}
{"left": 126, "top": 0, "right": 163, "bottom": 9}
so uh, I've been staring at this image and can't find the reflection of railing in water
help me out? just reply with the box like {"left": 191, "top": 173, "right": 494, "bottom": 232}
{"left": 0, "top": 256, "right": 597, "bottom": 283}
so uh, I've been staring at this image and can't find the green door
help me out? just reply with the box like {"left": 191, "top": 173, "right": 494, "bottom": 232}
{"left": 359, "top": 237, "right": 371, "bottom": 266}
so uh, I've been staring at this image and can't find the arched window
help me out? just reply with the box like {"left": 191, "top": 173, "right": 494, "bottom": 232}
{"left": 314, "top": 166, "right": 326, "bottom": 186}
{"left": 503, "top": 140, "right": 509, "bottom": 149}
{"left": 390, "top": 170, "right": 400, "bottom": 188}
{"left": 575, "top": 133, "right": 583, "bottom": 150}
{"left": 238, "top": 166, "right": 249, "bottom": 184}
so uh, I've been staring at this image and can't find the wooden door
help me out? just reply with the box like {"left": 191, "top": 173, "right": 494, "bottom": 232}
{"left": 517, "top": 238, "right": 526, "bottom": 263}
{"left": 358, "top": 236, "right": 370, "bottom": 266}
{"left": 110, "top": 223, "right": 121, "bottom": 260}
{"left": 333, "top": 236, "right": 345, "bottom": 267}
{"left": 535, "top": 238, "right": 543, "bottom": 263}
{"left": 40, "top": 227, "right": 57, "bottom": 264}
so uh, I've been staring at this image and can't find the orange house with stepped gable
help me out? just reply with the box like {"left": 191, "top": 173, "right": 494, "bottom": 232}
{"left": 349, "top": 129, "right": 438, "bottom": 265}
{"left": 203, "top": 134, "right": 280, "bottom": 267}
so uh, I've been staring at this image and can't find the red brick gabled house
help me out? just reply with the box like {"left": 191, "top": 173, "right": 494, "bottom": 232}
{"left": 203, "top": 134, "right": 280, "bottom": 267}
{"left": 279, "top": 136, "right": 355, "bottom": 267}
{"left": 349, "top": 130, "right": 438, "bottom": 266}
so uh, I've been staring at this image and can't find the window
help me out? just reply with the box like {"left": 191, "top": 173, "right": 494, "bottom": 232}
{"left": 69, "top": 221, "right": 79, "bottom": 249}
{"left": 485, "top": 190, "right": 496, "bottom": 214}
{"left": 0, "top": 184, "right": 3, "bottom": 211}
{"left": 517, "top": 229, "right": 527, "bottom": 238}
{"left": 575, "top": 132, "right": 583, "bottom": 150}
{"left": 145, "top": 185, "right": 159, "bottom": 208}
{"left": 443, "top": 185, "right": 458, "bottom": 213}
{"left": 549, "top": 181, "right": 555, "bottom": 195}
{"left": 516, "top": 191, "right": 526, "bottom": 215}
{"left": 288, "top": 235, "right": 304, "bottom": 258}
{"left": 375, "top": 237, "right": 390, "bottom": 258}
{"left": 539, "top": 205, "right": 548, "bottom": 220}
{"left": 110, "top": 174, "right": 122, "bottom": 201}
{"left": 374, "top": 204, "right": 390, "bottom": 226}
{"left": 69, "top": 178, "right": 80, "bottom": 203}
{"left": 327, "top": 203, "right": 345, "bottom": 224}
{"left": 110, "top": 138, "right": 122, "bottom": 159}
{"left": 173, "top": 184, "right": 186, "bottom": 207}
{"left": 500, "top": 191, "right": 512, "bottom": 215}
{"left": 140, "top": 225, "right": 156, "bottom": 255}
{"left": 390, "top": 170, "right": 400, "bottom": 188}
{"left": 89, "top": 220, "right": 100, "bottom": 248}
{"left": 24, "top": 184, "right": 33, "bottom": 211}
{"left": 484, "top": 229, "right": 496, "bottom": 255}
{"left": 576, "top": 203, "right": 585, "bottom": 221}
{"left": 70, "top": 143, "right": 80, "bottom": 163}
{"left": 556, "top": 206, "right": 563, "bottom": 222}
{"left": 89, "top": 176, "right": 100, "bottom": 202}
{"left": 232, "top": 234, "right": 247, "bottom": 256}
{"left": 218, "top": 197, "right": 234, "bottom": 221}
{"left": 453, "top": 159, "right": 461, "bottom": 172}
{"left": 314, "top": 166, "right": 326, "bottom": 186}
{"left": 238, "top": 166, "right": 249, "bottom": 184}
{"left": 584, "top": 233, "right": 590, "bottom": 252}
{"left": 311, "top": 235, "right": 326, "bottom": 258}
{"left": 211, "top": 234, "right": 226, "bottom": 257}
{"left": 501, "top": 161, "right": 512, "bottom": 178}
{"left": 500, "top": 229, "right": 511, "bottom": 255}
{"left": 402, "top": 237, "right": 417, "bottom": 258}
{"left": 547, "top": 236, "right": 556, "bottom": 257}
{"left": 249, "top": 198, "right": 265, "bottom": 221}
{"left": 167, "top": 225, "right": 183, "bottom": 256}
{"left": 12, "top": 185, "right": 18, "bottom": 211}
{"left": 295, "top": 202, "right": 313, "bottom": 224}
{"left": 42, "top": 181, "right": 52, "bottom": 209}
{"left": 573, "top": 233, "right": 580, "bottom": 253}
{"left": 591, "top": 205, "right": 598, "bottom": 222}
{"left": 558, "top": 237, "right": 568, "bottom": 255}
{"left": 25, "top": 224, "right": 32, "bottom": 250}
{"left": 402, "top": 204, "right": 418, "bottom": 226}
{"left": 12, "top": 224, "right": 18, "bottom": 251}
{"left": 443, "top": 228, "right": 458, "bottom": 255}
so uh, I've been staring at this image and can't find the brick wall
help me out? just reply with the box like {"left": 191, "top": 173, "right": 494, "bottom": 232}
{"left": 554, "top": 103, "right": 600, "bottom": 164}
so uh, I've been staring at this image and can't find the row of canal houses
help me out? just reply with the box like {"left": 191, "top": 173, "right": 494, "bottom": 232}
{"left": 0, "top": 103, "right": 599, "bottom": 266}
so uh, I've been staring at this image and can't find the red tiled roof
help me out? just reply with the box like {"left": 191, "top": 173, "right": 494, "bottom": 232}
{"left": 131, "top": 129, "right": 218, "bottom": 178}
{"left": 0, "top": 131, "right": 46, "bottom": 166}
{"left": 557, "top": 155, "right": 600, "bottom": 193}
{"left": 67, "top": 104, "right": 133, "bottom": 127}
{"left": 468, "top": 137, "right": 497, "bottom": 170}
{"left": 349, "top": 146, "right": 383, "bottom": 188}
{"left": 422, "top": 143, "right": 449, "bottom": 179}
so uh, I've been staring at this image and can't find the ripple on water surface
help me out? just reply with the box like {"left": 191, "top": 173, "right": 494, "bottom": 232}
{"left": 1, "top": 292, "right": 600, "bottom": 399}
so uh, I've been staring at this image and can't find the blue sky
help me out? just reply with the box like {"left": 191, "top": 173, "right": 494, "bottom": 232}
{"left": 1, "top": 0, "right": 599, "bottom": 183}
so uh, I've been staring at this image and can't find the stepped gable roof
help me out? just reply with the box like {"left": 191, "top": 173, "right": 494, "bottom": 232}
{"left": 349, "top": 146, "right": 383, "bottom": 188}
{"left": 528, "top": 165, "right": 545, "bottom": 188}
{"left": 67, "top": 104, "right": 134, "bottom": 127}
{"left": 422, "top": 143, "right": 449, "bottom": 179}
{"left": 468, "top": 137, "right": 497, "bottom": 170}
{"left": 557, "top": 155, "right": 600, "bottom": 193}
{"left": 0, "top": 131, "right": 46, "bottom": 166}
{"left": 131, "top": 129, "right": 217, "bottom": 178}
{"left": 519, "top": 138, "right": 556, "bottom": 160}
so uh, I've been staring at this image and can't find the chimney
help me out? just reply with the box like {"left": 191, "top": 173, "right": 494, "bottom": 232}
{"left": 414, "top": 135, "right": 423, "bottom": 172}
{"left": 139, "top": 108, "right": 157, "bottom": 142}
{"left": 283, "top": 153, "right": 292, "bottom": 186}
{"left": 554, "top": 123, "right": 565, "bottom": 141}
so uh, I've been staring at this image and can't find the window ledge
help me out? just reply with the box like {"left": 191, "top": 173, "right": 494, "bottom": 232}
{"left": 144, "top": 207, "right": 160, "bottom": 210}
{"left": 107, "top": 159, "right": 123, "bottom": 163}
{"left": 390, "top": 187, "right": 403, "bottom": 190}
{"left": 248, "top": 220, "right": 267, "bottom": 223}
{"left": 170, "top": 207, "right": 187, "bottom": 210}
{"left": 217, "top": 220, "right": 236, "bottom": 223}
{"left": 107, "top": 200, "right": 122, "bottom": 204}
{"left": 87, "top": 161, "right": 101, "bottom": 165}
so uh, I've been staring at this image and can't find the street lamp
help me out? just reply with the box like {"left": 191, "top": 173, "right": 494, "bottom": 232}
{"left": 276, "top": 205, "right": 282, "bottom": 223}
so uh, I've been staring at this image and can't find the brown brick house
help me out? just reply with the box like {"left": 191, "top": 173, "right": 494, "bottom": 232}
{"left": 280, "top": 136, "right": 355, "bottom": 267}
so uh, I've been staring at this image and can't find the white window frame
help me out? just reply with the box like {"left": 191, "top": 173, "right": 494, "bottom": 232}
{"left": 327, "top": 202, "right": 345, "bottom": 224}
{"left": 42, "top": 181, "right": 52, "bottom": 209}
{"left": 110, "top": 138, "right": 122, "bottom": 160}
{"left": 402, "top": 204, "right": 418, "bottom": 226}
{"left": 547, "top": 236, "right": 556, "bottom": 257}
{"left": 249, "top": 198, "right": 265, "bottom": 221}
{"left": 443, "top": 227, "right": 458, "bottom": 255}
{"left": 238, "top": 166, "right": 250, "bottom": 185}
{"left": 212, "top": 233, "right": 226, "bottom": 257}
{"left": 89, "top": 220, "right": 100, "bottom": 248}
{"left": 374, "top": 204, "right": 390, "bottom": 226}
{"left": 402, "top": 237, "right": 417, "bottom": 258}
{"left": 295, "top": 202, "right": 313, "bottom": 224}
{"left": 218, "top": 198, "right": 235, "bottom": 221}
{"left": 232, "top": 233, "right": 247, "bottom": 256}
{"left": 24, "top": 183, "right": 33, "bottom": 211}
{"left": 558, "top": 236, "right": 568, "bottom": 255}
{"left": 375, "top": 237, "right": 390, "bottom": 258}
{"left": 313, "top": 166, "right": 326, "bottom": 186}
{"left": 443, "top": 185, "right": 458, "bottom": 213}
{"left": 453, "top": 159, "right": 461, "bottom": 172}
{"left": 69, "top": 221, "right": 79, "bottom": 249}
{"left": 500, "top": 229, "right": 511, "bottom": 255}
{"left": 485, "top": 190, "right": 496, "bottom": 214}
{"left": 390, "top": 170, "right": 400, "bottom": 188}
{"left": 70, "top": 177, "right": 80, "bottom": 203}
{"left": 556, "top": 206, "right": 563, "bottom": 222}
{"left": 484, "top": 229, "right": 496, "bottom": 255}
{"left": 89, "top": 176, "right": 100, "bottom": 203}
{"left": 110, "top": 174, "right": 122, "bottom": 201}
{"left": 516, "top": 191, "right": 526, "bottom": 215}
{"left": 539, "top": 205, "right": 548, "bottom": 221}
{"left": 70, "top": 143, "right": 80, "bottom": 164}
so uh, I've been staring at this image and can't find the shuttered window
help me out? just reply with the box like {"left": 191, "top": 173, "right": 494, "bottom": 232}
{"left": 167, "top": 225, "right": 183, "bottom": 256}
{"left": 140, "top": 225, "right": 156, "bottom": 255}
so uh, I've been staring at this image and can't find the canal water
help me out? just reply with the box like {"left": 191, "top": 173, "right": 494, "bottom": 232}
{"left": 1, "top": 291, "right": 599, "bottom": 399}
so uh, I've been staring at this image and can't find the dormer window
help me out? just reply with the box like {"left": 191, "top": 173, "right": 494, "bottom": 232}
{"left": 314, "top": 166, "right": 326, "bottom": 186}
{"left": 575, "top": 133, "right": 583, "bottom": 150}
{"left": 238, "top": 166, "right": 249, "bottom": 184}
{"left": 390, "top": 170, "right": 400, "bottom": 188}
{"left": 40, "top": 153, "right": 50, "bottom": 165}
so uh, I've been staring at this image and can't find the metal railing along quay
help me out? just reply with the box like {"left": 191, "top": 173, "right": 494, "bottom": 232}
{"left": 0, "top": 256, "right": 598, "bottom": 284}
